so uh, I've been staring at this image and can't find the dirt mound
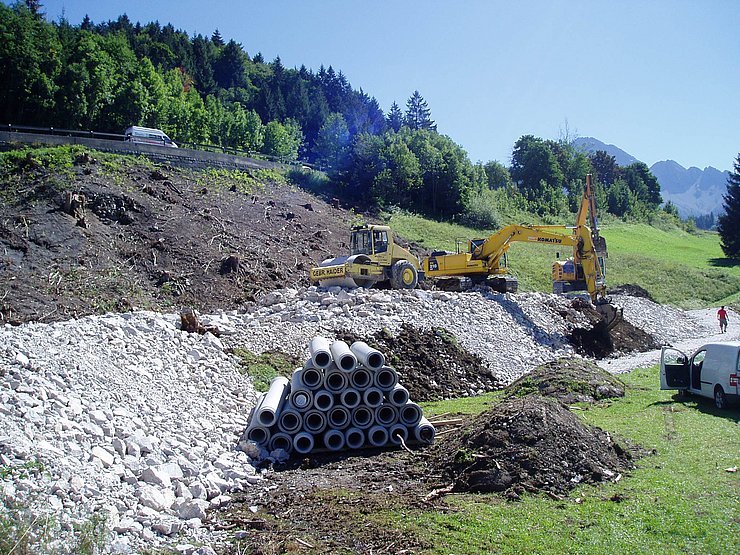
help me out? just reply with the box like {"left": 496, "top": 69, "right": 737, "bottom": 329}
{"left": 567, "top": 298, "right": 659, "bottom": 357}
{"left": 507, "top": 357, "right": 625, "bottom": 404}
{"left": 338, "top": 323, "right": 498, "bottom": 401}
{"left": 433, "top": 396, "right": 633, "bottom": 497}
{"left": 609, "top": 283, "right": 655, "bottom": 301}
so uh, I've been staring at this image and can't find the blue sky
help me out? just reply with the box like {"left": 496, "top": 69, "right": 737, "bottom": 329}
{"left": 26, "top": 1, "right": 740, "bottom": 170}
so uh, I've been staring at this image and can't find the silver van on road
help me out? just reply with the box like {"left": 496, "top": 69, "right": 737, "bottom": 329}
{"left": 124, "top": 126, "right": 178, "bottom": 148}
{"left": 660, "top": 341, "right": 740, "bottom": 409}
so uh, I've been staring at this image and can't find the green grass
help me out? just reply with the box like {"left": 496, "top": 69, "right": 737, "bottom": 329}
{"left": 384, "top": 211, "right": 740, "bottom": 308}
{"left": 232, "top": 348, "right": 299, "bottom": 392}
{"left": 409, "top": 367, "right": 739, "bottom": 555}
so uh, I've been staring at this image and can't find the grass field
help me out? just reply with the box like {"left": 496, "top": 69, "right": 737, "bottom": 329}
{"left": 383, "top": 212, "right": 740, "bottom": 309}
{"left": 409, "top": 367, "right": 740, "bottom": 555}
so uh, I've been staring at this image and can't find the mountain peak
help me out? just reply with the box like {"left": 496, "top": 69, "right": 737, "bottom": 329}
{"left": 572, "top": 137, "right": 639, "bottom": 167}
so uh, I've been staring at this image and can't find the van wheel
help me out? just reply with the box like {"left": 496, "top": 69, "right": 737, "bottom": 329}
{"left": 714, "top": 386, "right": 726, "bottom": 409}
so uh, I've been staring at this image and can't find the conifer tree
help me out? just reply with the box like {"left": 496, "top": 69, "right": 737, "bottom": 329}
{"left": 404, "top": 90, "right": 436, "bottom": 131}
{"left": 211, "top": 29, "right": 224, "bottom": 47}
{"left": 717, "top": 154, "right": 740, "bottom": 258}
{"left": 386, "top": 101, "right": 403, "bottom": 132}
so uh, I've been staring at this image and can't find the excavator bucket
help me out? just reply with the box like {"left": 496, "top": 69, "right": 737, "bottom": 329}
{"left": 595, "top": 302, "right": 623, "bottom": 330}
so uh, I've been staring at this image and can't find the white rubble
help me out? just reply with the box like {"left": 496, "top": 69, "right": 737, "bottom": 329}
{"left": 0, "top": 311, "right": 258, "bottom": 553}
{"left": 0, "top": 287, "right": 736, "bottom": 553}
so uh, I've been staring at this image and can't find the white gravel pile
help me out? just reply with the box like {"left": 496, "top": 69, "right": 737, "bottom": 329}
{"left": 1, "top": 286, "right": 735, "bottom": 554}
{"left": 1, "top": 311, "right": 258, "bottom": 555}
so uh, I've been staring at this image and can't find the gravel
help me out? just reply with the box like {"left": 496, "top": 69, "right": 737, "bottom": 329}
{"left": 1, "top": 287, "right": 736, "bottom": 553}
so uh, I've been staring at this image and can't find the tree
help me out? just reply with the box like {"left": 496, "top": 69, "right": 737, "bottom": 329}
{"left": 717, "top": 154, "right": 740, "bottom": 258}
{"left": 404, "top": 90, "right": 436, "bottom": 131}
{"left": 623, "top": 162, "right": 662, "bottom": 208}
{"left": 386, "top": 101, "right": 403, "bottom": 132}
{"left": 509, "top": 135, "right": 565, "bottom": 209}
{"left": 214, "top": 39, "right": 247, "bottom": 89}
{"left": 211, "top": 29, "right": 224, "bottom": 47}
{"left": 263, "top": 119, "right": 303, "bottom": 160}
{"left": 482, "top": 161, "right": 512, "bottom": 190}
{"left": 314, "top": 112, "right": 350, "bottom": 170}
{"left": 589, "top": 150, "right": 620, "bottom": 186}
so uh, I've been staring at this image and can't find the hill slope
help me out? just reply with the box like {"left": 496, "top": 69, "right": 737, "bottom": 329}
{"left": 0, "top": 146, "right": 351, "bottom": 324}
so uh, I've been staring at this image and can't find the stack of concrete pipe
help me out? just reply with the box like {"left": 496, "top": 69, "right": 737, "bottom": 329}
{"left": 243, "top": 337, "right": 436, "bottom": 457}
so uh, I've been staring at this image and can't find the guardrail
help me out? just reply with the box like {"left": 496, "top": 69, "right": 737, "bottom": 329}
{"left": 1, "top": 123, "right": 319, "bottom": 170}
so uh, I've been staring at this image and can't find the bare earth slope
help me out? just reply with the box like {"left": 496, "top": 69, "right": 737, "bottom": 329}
{"left": 0, "top": 153, "right": 351, "bottom": 324}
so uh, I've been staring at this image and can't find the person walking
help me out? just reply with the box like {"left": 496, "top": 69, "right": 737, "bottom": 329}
{"left": 717, "top": 306, "right": 728, "bottom": 333}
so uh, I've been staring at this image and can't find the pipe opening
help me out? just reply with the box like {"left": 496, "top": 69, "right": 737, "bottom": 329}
{"left": 400, "top": 403, "right": 422, "bottom": 427}
{"left": 389, "top": 385, "right": 409, "bottom": 406}
{"left": 302, "top": 368, "right": 323, "bottom": 389}
{"left": 368, "top": 425, "right": 389, "bottom": 447}
{"left": 313, "top": 390, "right": 334, "bottom": 411}
{"left": 329, "top": 406, "right": 350, "bottom": 428}
{"left": 290, "top": 390, "right": 312, "bottom": 410}
{"left": 375, "top": 368, "right": 398, "bottom": 390}
{"left": 352, "top": 407, "right": 373, "bottom": 428}
{"left": 279, "top": 411, "right": 302, "bottom": 433}
{"left": 366, "top": 352, "right": 384, "bottom": 369}
{"left": 325, "top": 371, "right": 347, "bottom": 392}
{"left": 304, "top": 410, "right": 326, "bottom": 433}
{"left": 293, "top": 433, "right": 314, "bottom": 454}
{"left": 340, "top": 389, "right": 361, "bottom": 408}
{"left": 389, "top": 424, "right": 408, "bottom": 445}
{"left": 363, "top": 388, "right": 383, "bottom": 408}
{"left": 247, "top": 426, "right": 269, "bottom": 444}
{"left": 376, "top": 405, "right": 397, "bottom": 425}
{"left": 345, "top": 428, "right": 365, "bottom": 449}
{"left": 351, "top": 369, "right": 372, "bottom": 389}
{"left": 313, "top": 351, "right": 331, "bottom": 368}
{"left": 324, "top": 430, "right": 345, "bottom": 451}
{"left": 270, "top": 433, "right": 293, "bottom": 453}
{"left": 257, "top": 410, "right": 277, "bottom": 427}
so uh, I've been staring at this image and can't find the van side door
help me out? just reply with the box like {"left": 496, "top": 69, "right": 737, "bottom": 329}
{"left": 660, "top": 347, "right": 690, "bottom": 390}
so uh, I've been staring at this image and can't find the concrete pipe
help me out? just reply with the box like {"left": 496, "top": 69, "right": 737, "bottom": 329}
{"left": 293, "top": 431, "right": 315, "bottom": 454}
{"left": 413, "top": 417, "right": 436, "bottom": 444}
{"left": 303, "top": 409, "right": 327, "bottom": 434}
{"left": 313, "top": 389, "right": 335, "bottom": 412}
{"left": 309, "top": 337, "right": 333, "bottom": 369}
{"left": 301, "top": 366, "right": 324, "bottom": 390}
{"left": 350, "top": 367, "right": 372, "bottom": 390}
{"left": 324, "top": 368, "right": 348, "bottom": 393}
{"left": 289, "top": 389, "right": 313, "bottom": 411}
{"left": 399, "top": 402, "right": 423, "bottom": 427}
{"left": 328, "top": 405, "right": 351, "bottom": 429}
{"left": 330, "top": 340, "right": 357, "bottom": 372}
{"left": 368, "top": 425, "right": 389, "bottom": 447}
{"left": 269, "top": 432, "right": 294, "bottom": 453}
{"left": 256, "top": 376, "right": 290, "bottom": 428}
{"left": 340, "top": 388, "right": 361, "bottom": 409}
{"left": 344, "top": 427, "right": 365, "bottom": 450}
{"left": 278, "top": 408, "right": 303, "bottom": 434}
{"left": 362, "top": 387, "right": 384, "bottom": 408}
{"left": 374, "top": 366, "right": 399, "bottom": 391}
{"left": 388, "top": 423, "right": 409, "bottom": 446}
{"left": 323, "top": 429, "right": 346, "bottom": 452}
{"left": 246, "top": 425, "right": 270, "bottom": 445}
{"left": 388, "top": 384, "right": 410, "bottom": 407}
{"left": 350, "top": 341, "right": 385, "bottom": 371}
{"left": 351, "top": 405, "right": 374, "bottom": 429}
{"left": 374, "top": 404, "right": 399, "bottom": 426}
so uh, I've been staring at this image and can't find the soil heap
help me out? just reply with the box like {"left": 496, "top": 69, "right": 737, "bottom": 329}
{"left": 506, "top": 357, "right": 625, "bottom": 404}
{"left": 433, "top": 395, "right": 633, "bottom": 498}
{"left": 338, "top": 323, "right": 497, "bottom": 401}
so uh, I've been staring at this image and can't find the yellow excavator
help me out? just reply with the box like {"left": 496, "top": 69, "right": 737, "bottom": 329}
{"left": 310, "top": 175, "right": 622, "bottom": 327}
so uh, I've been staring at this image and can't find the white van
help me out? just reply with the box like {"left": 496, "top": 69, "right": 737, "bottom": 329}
{"left": 124, "top": 126, "right": 178, "bottom": 148}
{"left": 660, "top": 342, "right": 739, "bottom": 409}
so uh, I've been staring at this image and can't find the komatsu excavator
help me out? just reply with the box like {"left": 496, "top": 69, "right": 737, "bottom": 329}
{"left": 310, "top": 175, "right": 622, "bottom": 328}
